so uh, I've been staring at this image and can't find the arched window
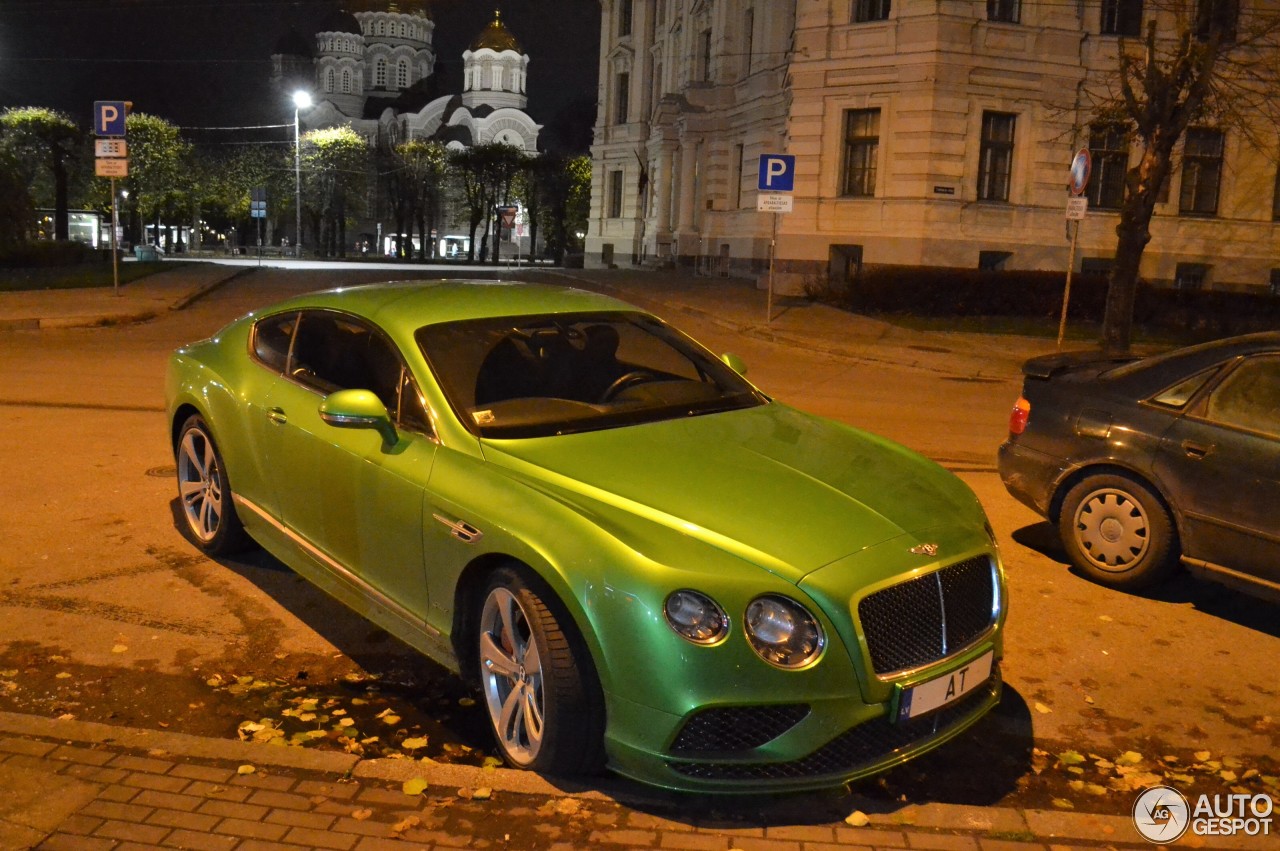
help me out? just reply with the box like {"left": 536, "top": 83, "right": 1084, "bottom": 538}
{"left": 325, "top": 68, "right": 335, "bottom": 92}
{"left": 375, "top": 58, "right": 387, "bottom": 87}
{"left": 397, "top": 59, "right": 409, "bottom": 89}
{"left": 376, "top": 20, "right": 385, "bottom": 36}
{"left": 342, "top": 69, "right": 352, "bottom": 93}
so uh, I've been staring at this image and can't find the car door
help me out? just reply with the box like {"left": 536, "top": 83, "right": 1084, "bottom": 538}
{"left": 1153, "top": 354, "right": 1280, "bottom": 584}
{"left": 262, "top": 309, "right": 438, "bottom": 616}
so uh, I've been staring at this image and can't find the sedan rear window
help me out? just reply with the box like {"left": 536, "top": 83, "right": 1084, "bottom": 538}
{"left": 416, "top": 311, "right": 766, "bottom": 438}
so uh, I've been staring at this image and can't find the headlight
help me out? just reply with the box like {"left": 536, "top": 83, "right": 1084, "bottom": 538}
{"left": 664, "top": 590, "right": 729, "bottom": 645}
{"left": 744, "top": 595, "right": 824, "bottom": 668}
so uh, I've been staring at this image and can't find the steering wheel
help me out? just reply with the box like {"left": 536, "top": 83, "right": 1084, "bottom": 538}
{"left": 601, "top": 370, "right": 657, "bottom": 402}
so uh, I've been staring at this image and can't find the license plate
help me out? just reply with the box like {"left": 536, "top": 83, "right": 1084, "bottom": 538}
{"left": 896, "top": 650, "right": 994, "bottom": 722}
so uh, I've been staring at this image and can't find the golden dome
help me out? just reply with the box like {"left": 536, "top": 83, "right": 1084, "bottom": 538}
{"left": 471, "top": 10, "right": 521, "bottom": 53}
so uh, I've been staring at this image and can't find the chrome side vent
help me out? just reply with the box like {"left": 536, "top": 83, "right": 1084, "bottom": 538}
{"left": 433, "top": 514, "right": 484, "bottom": 544}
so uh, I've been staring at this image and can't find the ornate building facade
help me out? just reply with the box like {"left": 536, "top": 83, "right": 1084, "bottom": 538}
{"left": 588, "top": 1, "right": 1280, "bottom": 295}
{"left": 271, "top": 4, "right": 540, "bottom": 153}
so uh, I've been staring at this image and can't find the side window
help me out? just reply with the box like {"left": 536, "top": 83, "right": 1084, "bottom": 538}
{"left": 1150, "top": 367, "right": 1217, "bottom": 409}
{"left": 252, "top": 312, "right": 298, "bottom": 373}
{"left": 289, "top": 311, "right": 434, "bottom": 436}
{"left": 1203, "top": 356, "right": 1280, "bottom": 439}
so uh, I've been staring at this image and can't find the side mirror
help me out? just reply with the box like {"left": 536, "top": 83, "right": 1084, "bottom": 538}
{"left": 319, "top": 389, "right": 396, "bottom": 443}
{"left": 720, "top": 353, "right": 748, "bottom": 376}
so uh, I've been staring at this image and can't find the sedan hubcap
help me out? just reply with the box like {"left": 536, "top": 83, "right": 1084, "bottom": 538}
{"left": 178, "top": 429, "right": 223, "bottom": 542}
{"left": 1075, "top": 488, "right": 1149, "bottom": 570}
{"left": 478, "top": 587, "right": 544, "bottom": 765}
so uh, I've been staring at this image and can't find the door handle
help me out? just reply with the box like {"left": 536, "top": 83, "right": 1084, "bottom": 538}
{"left": 1181, "top": 440, "right": 1213, "bottom": 459}
{"left": 267, "top": 407, "right": 288, "bottom": 425}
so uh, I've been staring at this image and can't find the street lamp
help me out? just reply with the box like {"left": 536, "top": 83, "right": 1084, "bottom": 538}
{"left": 292, "top": 90, "right": 312, "bottom": 259}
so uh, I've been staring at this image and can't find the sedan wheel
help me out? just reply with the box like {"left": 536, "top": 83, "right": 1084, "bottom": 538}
{"left": 1059, "top": 474, "right": 1177, "bottom": 589}
{"left": 176, "top": 415, "right": 249, "bottom": 555}
{"left": 477, "top": 566, "right": 603, "bottom": 774}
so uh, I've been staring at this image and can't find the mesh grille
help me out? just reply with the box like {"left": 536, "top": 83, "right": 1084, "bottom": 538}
{"left": 858, "top": 556, "right": 995, "bottom": 675}
{"left": 668, "top": 676, "right": 997, "bottom": 781}
{"left": 670, "top": 704, "right": 811, "bottom": 754}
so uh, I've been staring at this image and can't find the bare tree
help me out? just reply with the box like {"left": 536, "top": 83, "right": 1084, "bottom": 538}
{"left": 1085, "top": 1, "right": 1280, "bottom": 351}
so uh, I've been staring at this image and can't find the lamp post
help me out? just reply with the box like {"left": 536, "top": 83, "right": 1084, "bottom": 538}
{"left": 292, "top": 90, "right": 312, "bottom": 259}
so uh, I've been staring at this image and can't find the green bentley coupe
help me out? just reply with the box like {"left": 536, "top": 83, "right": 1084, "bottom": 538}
{"left": 165, "top": 280, "right": 1006, "bottom": 792}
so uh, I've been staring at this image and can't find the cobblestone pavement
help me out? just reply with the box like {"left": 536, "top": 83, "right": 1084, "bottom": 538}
{"left": 0, "top": 711, "right": 1206, "bottom": 851}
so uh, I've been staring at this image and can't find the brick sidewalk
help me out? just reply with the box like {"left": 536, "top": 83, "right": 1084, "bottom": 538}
{"left": 0, "top": 713, "right": 1218, "bottom": 851}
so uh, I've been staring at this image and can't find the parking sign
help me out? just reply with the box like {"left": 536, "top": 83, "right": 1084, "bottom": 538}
{"left": 758, "top": 154, "right": 795, "bottom": 192}
{"left": 94, "top": 101, "right": 128, "bottom": 137}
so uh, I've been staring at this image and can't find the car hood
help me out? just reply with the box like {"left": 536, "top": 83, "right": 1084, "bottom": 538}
{"left": 480, "top": 403, "right": 983, "bottom": 582}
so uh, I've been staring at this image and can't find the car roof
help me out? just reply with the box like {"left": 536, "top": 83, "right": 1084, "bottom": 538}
{"left": 1106, "top": 331, "right": 1280, "bottom": 385}
{"left": 259, "top": 280, "right": 641, "bottom": 337}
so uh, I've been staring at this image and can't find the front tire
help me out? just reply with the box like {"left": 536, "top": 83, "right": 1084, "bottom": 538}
{"left": 175, "top": 415, "right": 250, "bottom": 555}
{"left": 476, "top": 565, "right": 604, "bottom": 774}
{"left": 1058, "top": 474, "right": 1177, "bottom": 590}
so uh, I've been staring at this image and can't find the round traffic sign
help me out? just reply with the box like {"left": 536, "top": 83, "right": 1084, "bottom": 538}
{"left": 1069, "top": 147, "right": 1092, "bottom": 196}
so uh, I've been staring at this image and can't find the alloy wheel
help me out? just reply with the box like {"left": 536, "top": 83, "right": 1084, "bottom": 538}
{"left": 478, "top": 586, "right": 545, "bottom": 765}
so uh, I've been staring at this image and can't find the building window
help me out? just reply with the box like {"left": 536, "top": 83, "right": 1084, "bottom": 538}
{"left": 841, "top": 108, "right": 880, "bottom": 197}
{"left": 614, "top": 72, "right": 630, "bottom": 124}
{"left": 397, "top": 60, "right": 409, "bottom": 89}
{"left": 1273, "top": 166, "right": 1280, "bottom": 221}
{"left": 608, "top": 170, "right": 624, "bottom": 218}
{"left": 698, "top": 29, "right": 712, "bottom": 81}
{"left": 1088, "top": 124, "right": 1129, "bottom": 209}
{"left": 732, "top": 144, "right": 744, "bottom": 209}
{"left": 742, "top": 8, "right": 754, "bottom": 76}
{"left": 375, "top": 58, "right": 387, "bottom": 88}
{"left": 376, "top": 20, "right": 385, "bottom": 36}
{"left": 854, "top": 0, "right": 891, "bottom": 23}
{"left": 1196, "top": 0, "right": 1238, "bottom": 42}
{"left": 979, "top": 250, "right": 1012, "bottom": 271}
{"left": 1271, "top": 269, "right": 1280, "bottom": 296}
{"left": 1175, "top": 263, "right": 1209, "bottom": 290}
{"left": 341, "top": 69, "right": 352, "bottom": 94}
{"left": 618, "top": 0, "right": 633, "bottom": 37}
{"left": 987, "top": 0, "right": 1020, "bottom": 23}
{"left": 1081, "top": 257, "right": 1115, "bottom": 277}
{"left": 325, "top": 68, "right": 335, "bottom": 92}
{"left": 978, "top": 112, "right": 1016, "bottom": 202}
{"left": 1179, "top": 128, "right": 1223, "bottom": 215}
{"left": 1100, "top": 0, "right": 1142, "bottom": 36}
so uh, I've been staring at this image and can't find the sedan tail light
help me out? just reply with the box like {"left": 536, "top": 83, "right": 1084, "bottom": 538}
{"left": 1008, "top": 397, "right": 1031, "bottom": 435}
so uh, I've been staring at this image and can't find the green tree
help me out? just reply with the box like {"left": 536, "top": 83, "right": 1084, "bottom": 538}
{"left": 0, "top": 107, "right": 84, "bottom": 241}
{"left": 450, "top": 143, "right": 530, "bottom": 262}
{"left": 0, "top": 146, "right": 33, "bottom": 246}
{"left": 1087, "top": 1, "right": 1280, "bottom": 351}
{"left": 123, "top": 113, "right": 191, "bottom": 249}
{"left": 301, "top": 126, "right": 369, "bottom": 258}
{"left": 533, "top": 154, "right": 591, "bottom": 264}
{"left": 396, "top": 139, "right": 450, "bottom": 260}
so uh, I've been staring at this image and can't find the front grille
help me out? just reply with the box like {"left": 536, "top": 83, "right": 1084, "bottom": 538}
{"left": 668, "top": 675, "right": 998, "bottom": 781}
{"left": 858, "top": 556, "right": 996, "bottom": 675}
{"left": 670, "top": 704, "right": 811, "bottom": 754}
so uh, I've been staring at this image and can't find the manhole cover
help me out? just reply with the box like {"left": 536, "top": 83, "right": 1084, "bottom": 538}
{"left": 146, "top": 465, "right": 176, "bottom": 478}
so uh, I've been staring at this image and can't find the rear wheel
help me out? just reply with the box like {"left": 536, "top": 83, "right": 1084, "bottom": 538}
{"left": 476, "top": 565, "right": 604, "bottom": 774}
{"left": 1058, "top": 474, "right": 1177, "bottom": 590}
{"left": 175, "top": 415, "right": 250, "bottom": 555}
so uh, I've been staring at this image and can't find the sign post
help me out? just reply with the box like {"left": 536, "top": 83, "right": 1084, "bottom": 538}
{"left": 757, "top": 154, "right": 795, "bottom": 323}
{"left": 94, "top": 101, "right": 129, "bottom": 295}
{"left": 1058, "top": 148, "right": 1092, "bottom": 348}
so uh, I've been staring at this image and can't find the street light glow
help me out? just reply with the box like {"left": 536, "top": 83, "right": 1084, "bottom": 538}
{"left": 293, "top": 90, "right": 312, "bottom": 110}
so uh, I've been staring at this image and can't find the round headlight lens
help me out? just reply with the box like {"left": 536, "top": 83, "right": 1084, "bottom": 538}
{"left": 664, "top": 590, "right": 729, "bottom": 645}
{"left": 744, "top": 595, "right": 824, "bottom": 668}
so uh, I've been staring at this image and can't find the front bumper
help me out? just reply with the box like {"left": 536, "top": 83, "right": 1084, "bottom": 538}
{"left": 602, "top": 642, "right": 1002, "bottom": 793}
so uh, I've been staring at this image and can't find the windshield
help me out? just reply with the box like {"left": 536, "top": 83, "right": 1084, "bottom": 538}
{"left": 416, "top": 311, "right": 767, "bottom": 438}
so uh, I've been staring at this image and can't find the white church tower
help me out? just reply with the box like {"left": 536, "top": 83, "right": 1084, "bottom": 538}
{"left": 462, "top": 10, "right": 529, "bottom": 112}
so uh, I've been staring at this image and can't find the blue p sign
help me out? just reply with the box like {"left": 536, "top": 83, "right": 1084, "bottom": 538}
{"left": 758, "top": 154, "right": 795, "bottom": 192}
{"left": 94, "top": 101, "right": 128, "bottom": 137}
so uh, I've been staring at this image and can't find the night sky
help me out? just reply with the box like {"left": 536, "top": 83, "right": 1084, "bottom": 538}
{"left": 0, "top": 0, "right": 600, "bottom": 147}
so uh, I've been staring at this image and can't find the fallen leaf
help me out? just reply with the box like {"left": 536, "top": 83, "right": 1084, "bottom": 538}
{"left": 402, "top": 778, "right": 428, "bottom": 796}
{"left": 1083, "top": 695, "right": 1095, "bottom": 705}
{"left": 1220, "top": 770, "right": 1238, "bottom": 783}
{"left": 556, "top": 799, "right": 582, "bottom": 816}
{"left": 1098, "top": 615, "right": 1113, "bottom": 622}
{"left": 1116, "top": 751, "right": 1144, "bottom": 766}
{"left": 1052, "top": 798, "right": 1075, "bottom": 810}
{"left": 352, "top": 808, "right": 373, "bottom": 821}
{"left": 337, "top": 718, "right": 355, "bottom": 727}
{"left": 56, "top": 713, "right": 75, "bottom": 721}
{"left": 381, "top": 714, "right": 402, "bottom": 726}
{"left": 482, "top": 756, "right": 503, "bottom": 769}
{"left": 1194, "top": 750, "right": 1212, "bottom": 761}
{"left": 458, "top": 696, "right": 476, "bottom": 707}
{"left": 401, "top": 736, "right": 429, "bottom": 750}
{"left": 473, "top": 787, "right": 492, "bottom": 800}
{"left": 55, "top": 672, "right": 71, "bottom": 679}
{"left": 391, "top": 816, "right": 421, "bottom": 833}
{"left": 1034, "top": 702, "right": 1052, "bottom": 714}
{"left": 111, "top": 645, "right": 128, "bottom": 654}
{"left": 237, "top": 764, "right": 256, "bottom": 775}
{"left": 1057, "top": 750, "right": 1086, "bottom": 766}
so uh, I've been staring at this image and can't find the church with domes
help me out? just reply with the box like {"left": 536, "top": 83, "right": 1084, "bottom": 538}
{"left": 270, "top": 3, "right": 541, "bottom": 153}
